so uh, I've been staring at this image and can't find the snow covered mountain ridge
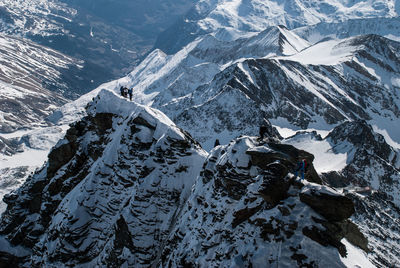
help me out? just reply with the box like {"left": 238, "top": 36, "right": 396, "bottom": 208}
{"left": 0, "top": 90, "right": 378, "bottom": 267}
{"left": 155, "top": 0, "right": 400, "bottom": 53}
{"left": 1, "top": 0, "right": 400, "bottom": 266}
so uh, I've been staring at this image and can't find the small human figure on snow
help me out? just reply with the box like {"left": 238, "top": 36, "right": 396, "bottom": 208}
{"left": 128, "top": 88, "right": 133, "bottom": 101}
{"left": 294, "top": 159, "right": 307, "bottom": 180}
{"left": 259, "top": 125, "right": 268, "bottom": 140}
{"left": 214, "top": 139, "right": 220, "bottom": 147}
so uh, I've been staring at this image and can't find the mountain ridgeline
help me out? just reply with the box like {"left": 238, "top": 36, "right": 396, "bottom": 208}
{"left": 0, "top": 91, "right": 379, "bottom": 267}
{"left": 1, "top": 0, "right": 400, "bottom": 267}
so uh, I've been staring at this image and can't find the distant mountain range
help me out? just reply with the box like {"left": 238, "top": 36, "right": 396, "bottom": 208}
{"left": 1, "top": 0, "right": 400, "bottom": 266}
{"left": 0, "top": 0, "right": 195, "bottom": 97}
{"left": 155, "top": 0, "right": 400, "bottom": 53}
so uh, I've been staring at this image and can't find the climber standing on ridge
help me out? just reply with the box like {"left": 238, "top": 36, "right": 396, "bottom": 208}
{"left": 259, "top": 125, "right": 268, "bottom": 140}
{"left": 120, "top": 86, "right": 129, "bottom": 98}
{"left": 294, "top": 159, "right": 307, "bottom": 180}
{"left": 214, "top": 139, "right": 220, "bottom": 147}
{"left": 128, "top": 87, "right": 133, "bottom": 101}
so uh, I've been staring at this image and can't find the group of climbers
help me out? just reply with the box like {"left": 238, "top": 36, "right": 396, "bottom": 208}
{"left": 120, "top": 86, "right": 133, "bottom": 101}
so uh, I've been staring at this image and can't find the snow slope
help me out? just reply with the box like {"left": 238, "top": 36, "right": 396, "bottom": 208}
{"left": 0, "top": 33, "right": 79, "bottom": 133}
{"left": 0, "top": 0, "right": 196, "bottom": 97}
{"left": 285, "top": 131, "right": 348, "bottom": 173}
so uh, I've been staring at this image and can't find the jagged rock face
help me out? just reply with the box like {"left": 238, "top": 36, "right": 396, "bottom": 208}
{"left": 313, "top": 120, "right": 400, "bottom": 266}
{"left": 183, "top": 34, "right": 400, "bottom": 131}
{"left": 0, "top": 137, "right": 19, "bottom": 156}
{"left": 172, "top": 82, "right": 282, "bottom": 150}
{"left": 151, "top": 34, "right": 400, "bottom": 152}
{"left": 0, "top": 90, "right": 207, "bottom": 267}
{"left": 324, "top": 120, "right": 400, "bottom": 204}
{"left": 284, "top": 120, "right": 400, "bottom": 267}
{"left": 349, "top": 191, "right": 400, "bottom": 267}
{"left": 160, "top": 136, "right": 366, "bottom": 267}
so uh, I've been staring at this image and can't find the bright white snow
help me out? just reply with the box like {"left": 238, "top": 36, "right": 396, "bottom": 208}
{"left": 285, "top": 132, "right": 348, "bottom": 173}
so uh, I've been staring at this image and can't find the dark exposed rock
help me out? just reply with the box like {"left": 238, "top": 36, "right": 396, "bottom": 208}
{"left": 246, "top": 142, "right": 322, "bottom": 184}
{"left": 65, "top": 120, "right": 88, "bottom": 142}
{"left": 303, "top": 226, "right": 347, "bottom": 257}
{"left": 327, "top": 120, "right": 391, "bottom": 159}
{"left": 342, "top": 221, "right": 369, "bottom": 253}
{"left": 47, "top": 141, "right": 77, "bottom": 178}
{"left": 104, "top": 216, "right": 135, "bottom": 267}
{"left": 278, "top": 205, "right": 291, "bottom": 216}
{"left": 300, "top": 190, "right": 355, "bottom": 222}
{"left": 258, "top": 162, "right": 291, "bottom": 207}
{"left": 91, "top": 113, "right": 114, "bottom": 134}
{"left": 232, "top": 204, "right": 263, "bottom": 228}
{"left": 0, "top": 251, "right": 26, "bottom": 268}
{"left": 132, "top": 116, "right": 156, "bottom": 130}
{"left": 312, "top": 216, "right": 368, "bottom": 252}
{"left": 321, "top": 171, "right": 350, "bottom": 188}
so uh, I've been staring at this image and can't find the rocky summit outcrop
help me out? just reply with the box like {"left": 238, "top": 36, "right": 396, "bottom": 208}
{"left": 0, "top": 90, "right": 207, "bottom": 267}
{"left": 300, "top": 188, "right": 355, "bottom": 222}
{"left": 160, "top": 136, "right": 367, "bottom": 267}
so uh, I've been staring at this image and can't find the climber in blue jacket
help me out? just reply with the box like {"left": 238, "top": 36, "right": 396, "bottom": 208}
{"left": 295, "top": 159, "right": 307, "bottom": 180}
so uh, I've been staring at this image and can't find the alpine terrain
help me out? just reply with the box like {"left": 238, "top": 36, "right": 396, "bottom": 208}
{"left": 1, "top": 0, "right": 400, "bottom": 267}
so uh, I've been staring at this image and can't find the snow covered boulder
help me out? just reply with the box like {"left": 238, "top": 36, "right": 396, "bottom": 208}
{"left": 300, "top": 186, "right": 355, "bottom": 222}
{"left": 299, "top": 184, "right": 367, "bottom": 257}
{"left": 246, "top": 143, "right": 322, "bottom": 184}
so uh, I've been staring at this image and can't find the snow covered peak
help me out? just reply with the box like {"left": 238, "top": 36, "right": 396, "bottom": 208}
{"left": 87, "top": 89, "right": 188, "bottom": 142}
{"left": 0, "top": 88, "right": 207, "bottom": 266}
{"left": 282, "top": 33, "right": 400, "bottom": 67}
{"left": 156, "top": 0, "right": 399, "bottom": 54}
{"left": 195, "top": 0, "right": 398, "bottom": 32}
